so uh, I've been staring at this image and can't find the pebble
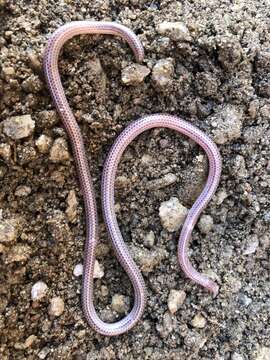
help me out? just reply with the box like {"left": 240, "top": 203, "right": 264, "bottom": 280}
{"left": 0, "top": 143, "right": 11, "bottom": 161}
{"left": 15, "top": 185, "right": 31, "bottom": 197}
{"left": 148, "top": 173, "right": 177, "bottom": 190}
{"left": 143, "top": 230, "right": 155, "bottom": 248}
{"left": 231, "top": 353, "right": 244, "bottom": 360}
{"left": 48, "top": 297, "right": 65, "bottom": 317}
{"left": 5, "top": 244, "right": 31, "bottom": 263}
{"left": 198, "top": 215, "right": 214, "bottom": 234}
{"left": 22, "top": 74, "right": 43, "bottom": 93}
{"left": 215, "top": 189, "right": 228, "bottom": 205}
{"left": 24, "top": 335, "right": 37, "bottom": 348}
{"left": 256, "top": 347, "right": 270, "bottom": 360}
{"left": 159, "top": 197, "right": 188, "bottom": 232}
{"left": 121, "top": 64, "right": 150, "bottom": 85}
{"left": 65, "top": 190, "right": 78, "bottom": 223}
{"left": 73, "top": 263, "right": 83, "bottom": 277}
{"left": 243, "top": 235, "right": 259, "bottom": 255}
{"left": 93, "top": 260, "right": 104, "bottom": 279}
{"left": 3, "top": 115, "right": 35, "bottom": 140}
{"left": 111, "top": 294, "right": 130, "bottom": 314}
{"left": 49, "top": 138, "right": 70, "bottom": 162}
{"left": 38, "top": 347, "right": 50, "bottom": 359}
{"left": 35, "top": 134, "right": 52, "bottom": 154}
{"left": 130, "top": 245, "right": 167, "bottom": 273}
{"left": 210, "top": 105, "right": 243, "bottom": 144}
{"left": 152, "top": 58, "right": 174, "bottom": 88}
{"left": 31, "top": 281, "right": 48, "bottom": 301}
{"left": 238, "top": 293, "right": 252, "bottom": 307}
{"left": 0, "top": 219, "right": 17, "bottom": 243}
{"left": 191, "top": 313, "right": 207, "bottom": 328}
{"left": 2, "top": 66, "right": 15, "bottom": 78}
{"left": 167, "top": 289, "right": 186, "bottom": 314}
{"left": 156, "top": 21, "right": 192, "bottom": 42}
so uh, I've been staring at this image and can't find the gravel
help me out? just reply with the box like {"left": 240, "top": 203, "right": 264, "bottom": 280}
{"left": 159, "top": 197, "right": 188, "bottom": 232}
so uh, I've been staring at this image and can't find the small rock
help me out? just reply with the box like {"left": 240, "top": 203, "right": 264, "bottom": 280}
{"left": 121, "top": 64, "right": 150, "bottom": 85}
{"left": 191, "top": 313, "right": 207, "bottom": 328}
{"left": 231, "top": 155, "right": 248, "bottom": 178}
{"left": 157, "top": 22, "right": 192, "bottom": 42}
{"left": 65, "top": 190, "right": 78, "bottom": 223}
{"left": 231, "top": 353, "right": 244, "bottom": 360}
{"left": 93, "top": 260, "right": 104, "bottom": 279}
{"left": 35, "top": 134, "right": 52, "bottom": 154}
{"left": 3, "top": 115, "right": 35, "bottom": 140}
{"left": 238, "top": 293, "right": 252, "bottom": 307}
{"left": 198, "top": 215, "right": 214, "bottom": 234}
{"left": 0, "top": 220, "right": 17, "bottom": 243}
{"left": 22, "top": 74, "right": 43, "bottom": 93}
{"left": 159, "top": 197, "right": 188, "bottom": 232}
{"left": 73, "top": 263, "right": 83, "bottom": 277}
{"left": 2, "top": 66, "right": 15, "bottom": 78}
{"left": 15, "top": 185, "right": 31, "bottom": 197}
{"left": 111, "top": 294, "right": 130, "bottom": 314}
{"left": 152, "top": 58, "right": 174, "bottom": 88}
{"left": 24, "top": 335, "right": 37, "bottom": 348}
{"left": 49, "top": 138, "right": 70, "bottom": 162}
{"left": 0, "top": 143, "right": 11, "bottom": 161}
{"left": 243, "top": 235, "right": 259, "bottom": 255}
{"left": 31, "top": 281, "right": 48, "bottom": 301}
{"left": 144, "top": 230, "right": 155, "bottom": 248}
{"left": 168, "top": 289, "right": 186, "bottom": 314}
{"left": 38, "top": 347, "right": 50, "bottom": 359}
{"left": 5, "top": 244, "right": 31, "bottom": 263}
{"left": 256, "top": 347, "right": 270, "bottom": 360}
{"left": 210, "top": 105, "right": 243, "bottom": 144}
{"left": 48, "top": 297, "right": 65, "bottom": 317}
{"left": 215, "top": 189, "right": 228, "bottom": 205}
{"left": 130, "top": 245, "right": 167, "bottom": 273}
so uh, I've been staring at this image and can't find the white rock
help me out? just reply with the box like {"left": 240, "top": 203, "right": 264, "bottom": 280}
{"left": 31, "top": 281, "right": 48, "bottom": 301}
{"left": 191, "top": 313, "right": 207, "bottom": 328}
{"left": 15, "top": 185, "right": 31, "bottom": 197}
{"left": 0, "top": 143, "right": 11, "bottom": 161}
{"left": 35, "top": 134, "right": 52, "bottom": 154}
{"left": 198, "top": 215, "right": 214, "bottom": 234}
{"left": 3, "top": 115, "right": 35, "bottom": 140}
{"left": 73, "top": 263, "right": 83, "bottom": 277}
{"left": 232, "top": 353, "right": 244, "bottom": 360}
{"left": 93, "top": 260, "right": 104, "bottom": 279}
{"left": 243, "top": 235, "right": 259, "bottom": 255}
{"left": 144, "top": 230, "right": 155, "bottom": 248}
{"left": 157, "top": 21, "right": 192, "bottom": 41}
{"left": 168, "top": 289, "right": 186, "bottom": 314}
{"left": 48, "top": 297, "right": 65, "bottom": 317}
{"left": 159, "top": 197, "right": 188, "bottom": 232}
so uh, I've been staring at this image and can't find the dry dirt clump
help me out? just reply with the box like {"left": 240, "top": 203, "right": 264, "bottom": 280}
{"left": 0, "top": 1, "right": 269, "bottom": 359}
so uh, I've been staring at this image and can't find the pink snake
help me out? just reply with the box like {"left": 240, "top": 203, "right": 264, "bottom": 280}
{"left": 43, "top": 21, "right": 222, "bottom": 336}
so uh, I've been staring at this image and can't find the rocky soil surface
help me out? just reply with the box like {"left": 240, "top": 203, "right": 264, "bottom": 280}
{"left": 0, "top": 0, "right": 269, "bottom": 359}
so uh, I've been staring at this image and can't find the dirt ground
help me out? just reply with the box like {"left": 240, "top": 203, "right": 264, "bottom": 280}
{"left": 0, "top": 0, "right": 269, "bottom": 359}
